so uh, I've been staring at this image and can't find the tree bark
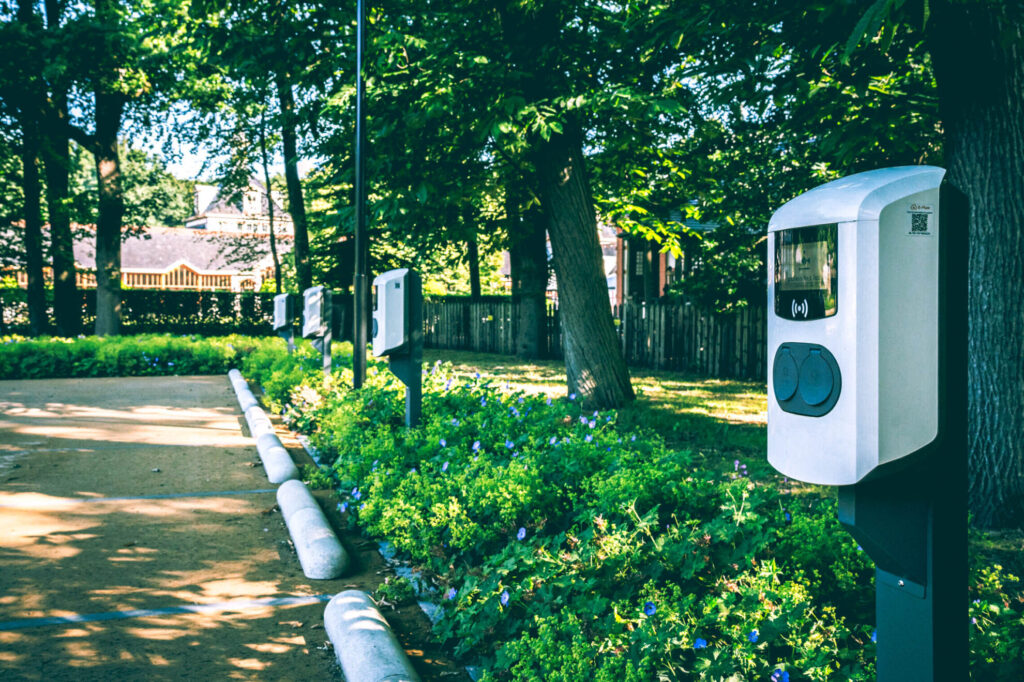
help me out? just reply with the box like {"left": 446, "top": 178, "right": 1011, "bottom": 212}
{"left": 41, "top": 94, "right": 79, "bottom": 336}
{"left": 259, "top": 105, "right": 282, "bottom": 294}
{"left": 928, "top": 2, "right": 1024, "bottom": 528}
{"left": 17, "top": 107, "right": 47, "bottom": 336}
{"left": 276, "top": 73, "right": 311, "bottom": 291}
{"left": 534, "top": 126, "right": 634, "bottom": 408}
{"left": 92, "top": 91, "right": 125, "bottom": 337}
{"left": 467, "top": 235, "right": 482, "bottom": 300}
{"left": 508, "top": 183, "right": 548, "bottom": 358}
{"left": 15, "top": 0, "right": 47, "bottom": 336}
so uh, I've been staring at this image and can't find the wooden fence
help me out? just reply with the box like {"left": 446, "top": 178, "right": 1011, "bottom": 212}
{"left": 422, "top": 297, "right": 766, "bottom": 380}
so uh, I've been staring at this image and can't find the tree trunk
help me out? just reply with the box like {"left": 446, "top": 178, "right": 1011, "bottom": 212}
{"left": 92, "top": 92, "right": 125, "bottom": 337}
{"left": 18, "top": 108, "right": 47, "bottom": 336}
{"left": 929, "top": 2, "right": 1024, "bottom": 529}
{"left": 467, "top": 236, "right": 482, "bottom": 300}
{"left": 15, "top": 0, "right": 46, "bottom": 336}
{"left": 533, "top": 126, "right": 634, "bottom": 408}
{"left": 42, "top": 95, "right": 79, "bottom": 336}
{"left": 508, "top": 185, "right": 548, "bottom": 358}
{"left": 276, "top": 73, "right": 311, "bottom": 291}
{"left": 259, "top": 105, "right": 282, "bottom": 294}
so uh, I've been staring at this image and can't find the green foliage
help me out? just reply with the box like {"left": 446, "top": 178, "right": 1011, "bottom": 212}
{"left": 373, "top": 576, "right": 417, "bottom": 608}
{"left": 0, "top": 333, "right": 275, "bottom": 379}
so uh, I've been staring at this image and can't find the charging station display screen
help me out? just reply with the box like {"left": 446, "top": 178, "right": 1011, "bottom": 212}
{"left": 775, "top": 224, "right": 838, "bottom": 320}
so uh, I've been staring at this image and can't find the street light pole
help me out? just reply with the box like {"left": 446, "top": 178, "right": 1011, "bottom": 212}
{"left": 352, "top": 0, "right": 368, "bottom": 389}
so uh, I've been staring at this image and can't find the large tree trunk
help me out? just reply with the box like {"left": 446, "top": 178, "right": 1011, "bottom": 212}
{"left": 15, "top": 0, "right": 47, "bottom": 336}
{"left": 929, "top": 2, "right": 1024, "bottom": 529}
{"left": 508, "top": 184, "right": 548, "bottom": 358}
{"left": 18, "top": 109, "right": 47, "bottom": 336}
{"left": 276, "top": 73, "right": 311, "bottom": 291}
{"left": 42, "top": 97, "right": 79, "bottom": 336}
{"left": 42, "top": 0, "right": 77, "bottom": 336}
{"left": 92, "top": 92, "right": 125, "bottom": 337}
{"left": 534, "top": 126, "right": 634, "bottom": 408}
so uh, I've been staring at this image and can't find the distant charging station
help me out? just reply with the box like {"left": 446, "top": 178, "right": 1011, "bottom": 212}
{"left": 273, "top": 293, "right": 297, "bottom": 353}
{"left": 372, "top": 268, "right": 423, "bottom": 427}
{"left": 767, "top": 166, "right": 967, "bottom": 681}
{"left": 302, "top": 285, "right": 334, "bottom": 379}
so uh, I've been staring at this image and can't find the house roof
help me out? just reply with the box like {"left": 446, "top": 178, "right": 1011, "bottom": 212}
{"left": 71, "top": 226, "right": 293, "bottom": 273}
{"left": 192, "top": 177, "right": 290, "bottom": 219}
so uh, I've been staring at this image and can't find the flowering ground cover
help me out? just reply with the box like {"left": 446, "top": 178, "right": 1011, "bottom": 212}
{"left": 238, "top": 341, "right": 1024, "bottom": 682}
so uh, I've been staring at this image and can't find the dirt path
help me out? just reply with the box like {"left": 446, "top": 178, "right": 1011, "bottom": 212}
{"left": 0, "top": 376, "right": 466, "bottom": 681}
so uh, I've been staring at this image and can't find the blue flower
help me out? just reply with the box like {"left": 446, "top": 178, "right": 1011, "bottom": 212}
{"left": 748, "top": 629, "right": 758, "bottom": 643}
{"left": 569, "top": 393, "right": 576, "bottom": 401}
{"left": 445, "top": 587, "right": 457, "bottom": 600}
{"left": 588, "top": 420, "right": 596, "bottom": 429}
{"left": 505, "top": 440, "right": 514, "bottom": 449}
{"left": 480, "top": 397, "right": 487, "bottom": 407}
{"left": 546, "top": 397, "right": 552, "bottom": 406}
{"left": 549, "top": 436, "right": 557, "bottom": 445}
{"left": 410, "top": 467, "right": 417, "bottom": 474}
{"left": 585, "top": 434, "right": 593, "bottom": 443}
{"left": 474, "top": 372, "right": 480, "bottom": 379}
{"left": 452, "top": 418, "right": 459, "bottom": 426}
{"left": 643, "top": 601, "right": 656, "bottom": 616}
{"left": 517, "top": 527, "right": 526, "bottom": 541}
{"left": 693, "top": 637, "right": 708, "bottom": 650}
{"left": 770, "top": 671, "right": 790, "bottom": 682}
{"left": 360, "top": 503, "right": 366, "bottom": 510}
{"left": 500, "top": 590, "right": 510, "bottom": 606}
{"left": 372, "top": 459, "right": 379, "bottom": 470}
{"left": 784, "top": 511, "right": 792, "bottom": 523}
{"left": 440, "top": 438, "right": 447, "bottom": 447}
{"left": 870, "top": 630, "right": 877, "bottom": 643}
{"left": 351, "top": 488, "right": 361, "bottom": 500}
{"left": 444, "top": 379, "right": 453, "bottom": 390}
{"left": 442, "top": 461, "right": 449, "bottom": 472}
{"left": 472, "top": 440, "right": 481, "bottom": 452}
{"left": 339, "top": 502, "right": 348, "bottom": 513}
{"left": 511, "top": 407, "right": 520, "bottom": 417}
{"left": 518, "top": 397, "right": 525, "bottom": 404}
{"left": 579, "top": 416, "right": 588, "bottom": 424}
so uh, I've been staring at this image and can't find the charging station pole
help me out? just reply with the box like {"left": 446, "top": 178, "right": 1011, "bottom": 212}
{"left": 372, "top": 268, "right": 423, "bottom": 428}
{"left": 765, "top": 168, "right": 969, "bottom": 682}
{"left": 837, "top": 183, "right": 968, "bottom": 681}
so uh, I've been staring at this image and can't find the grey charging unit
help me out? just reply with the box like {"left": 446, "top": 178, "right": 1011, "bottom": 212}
{"left": 766, "top": 166, "right": 967, "bottom": 681}
{"left": 302, "top": 286, "right": 334, "bottom": 379}
{"left": 372, "top": 268, "right": 423, "bottom": 427}
{"left": 273, "top": 293, "right": 297, "bottom": 353}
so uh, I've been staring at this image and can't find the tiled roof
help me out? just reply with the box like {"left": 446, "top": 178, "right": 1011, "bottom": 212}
{"left": 71, "top": 226, "right": 294, "bottom": 272}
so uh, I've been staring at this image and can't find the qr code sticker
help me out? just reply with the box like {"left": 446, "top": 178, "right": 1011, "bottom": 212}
{"left": 911, "top": 212, "right": 930, "bottom": 233}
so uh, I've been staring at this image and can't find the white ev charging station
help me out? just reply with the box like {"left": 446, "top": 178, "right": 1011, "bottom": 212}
{"left": 273, "top": 293, "right": 297, "bottom": 353}
{"left": 302, "top": 285, "right": 335, "bottom": 379}
{"left": 372, "top": 268, "right": 423, "bottom": 427}
{"left": 767, "top": 166, "right": 967, "bottom": 681}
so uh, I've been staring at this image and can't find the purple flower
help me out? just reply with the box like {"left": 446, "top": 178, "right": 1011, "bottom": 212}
{"left": 579, "top": 416, "right": 588, "bottom": 424}
{"left": 472, "top": 440, "right": 481, "bottom": 452}
{"left": 770, "top": 671, "right": 790, "bottom": 682}
{"left": 588, "top": 420, "right": 596, "bottom": 429}
{"left": 500, "top": 590, "right": 510, "bottom": 606}
{"left": 734, "top": 459, "right": 740, "bottom": 471}
{"left": 585, "top": 434, "right": 593, "bottom": 443}
{"left": 445, "top": 587, "right": 458, "bottom": 600}
{"left": 444, "top": 378, "right": 453, "bottom": 390}
{"left": 505, "top": 439, "right": 514, "bottom": 449}
{"left": 440, "top": 438, "right": 447, "bottom": 447}
{"left": 569, "top": 393, "right": 576, "bottom": 401}
{"left": 643, "top": 601, "right": 656, "bottom": 616}
{"left": 442, "top": 461, "right": 449, "bottom": 472}
{"left": 546, "top": 397, "right": 552, "bottom": 406}
{"left": 517, "top": 527, "right": 527, "bottom": 541}
{"left": 747, "top": 629, "right": 758, "bottom": 643}
{"left": 693, "top": 637, "right": 707, "bottom": 650}
{"left": 549, "top": 436, "right": 557, "bottom": 445}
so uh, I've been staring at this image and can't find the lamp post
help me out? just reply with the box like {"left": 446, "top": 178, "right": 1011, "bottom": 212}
{"left": 352, "top": 0, "right": 369, "bottom": 389}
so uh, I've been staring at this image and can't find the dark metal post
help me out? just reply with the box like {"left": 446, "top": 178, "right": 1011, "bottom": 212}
{"left": 352, "top": 0, "right": 369, "bottom": 389}
{"left": 837, "top": 183, "right": 968, "bottom": 682}
{"left": 385, "top": 271, "right": 423, "bottom": 427}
